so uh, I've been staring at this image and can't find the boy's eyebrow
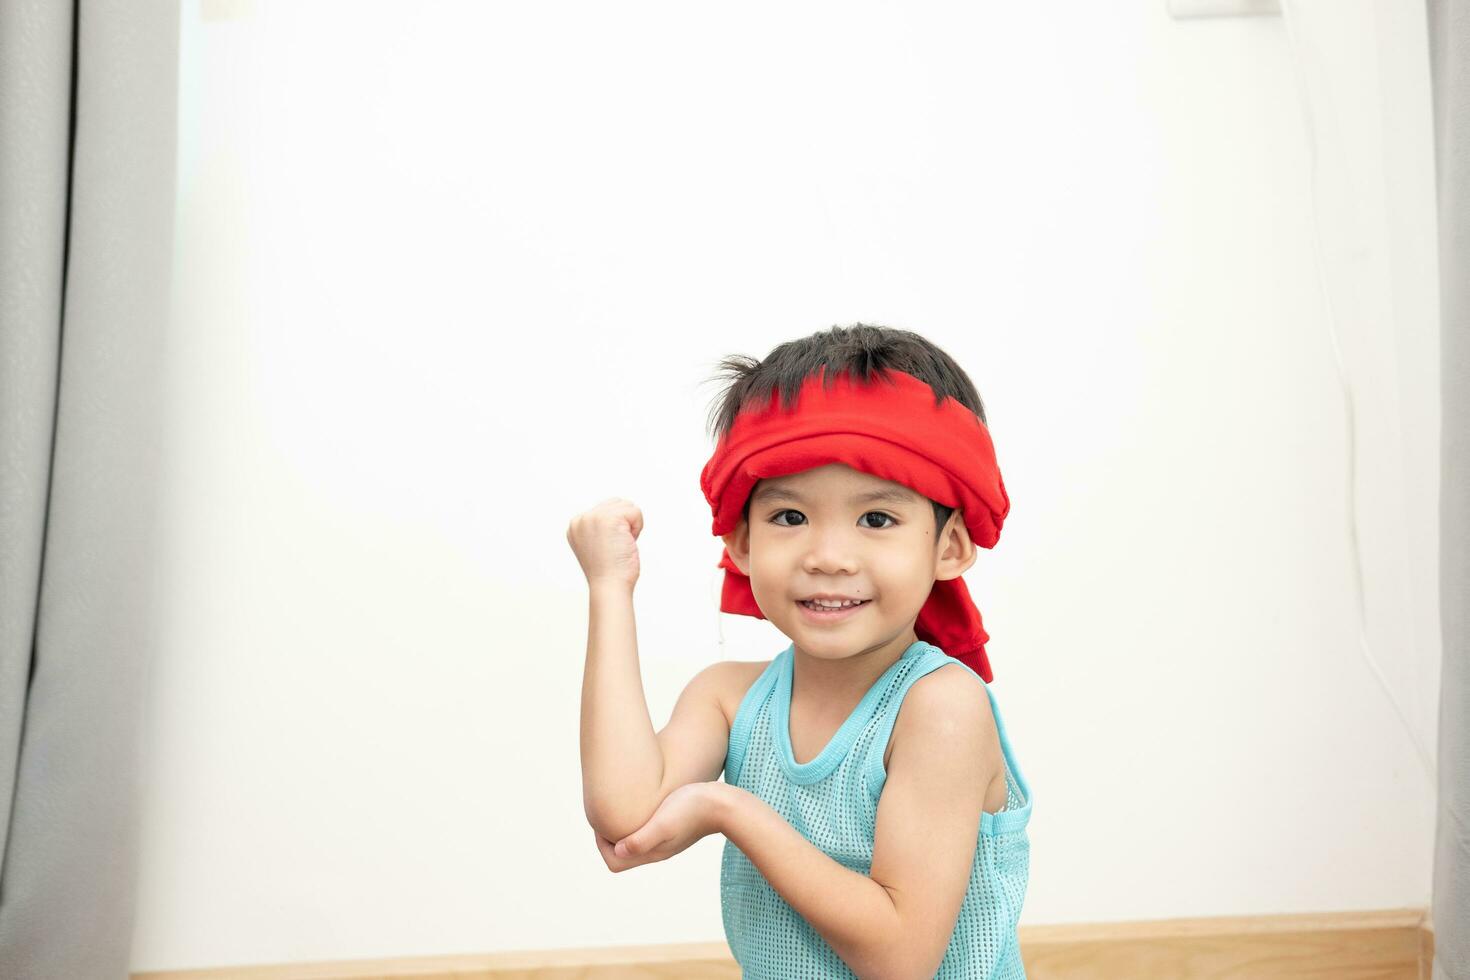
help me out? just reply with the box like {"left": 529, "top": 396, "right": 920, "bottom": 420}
{"left": 750, "top": 484, "right": 920, "bottom": 506}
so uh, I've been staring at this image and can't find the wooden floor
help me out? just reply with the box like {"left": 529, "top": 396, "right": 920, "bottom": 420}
{"left": 132, "top": 907, "right": 1434, "bottom": 980}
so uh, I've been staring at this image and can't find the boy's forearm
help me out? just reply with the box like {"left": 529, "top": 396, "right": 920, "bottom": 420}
{"left": 579, "top": 581, "right": 665, "bottom": 841}
{"left": 715, "top": 784, "right": 907, "bottom": 980}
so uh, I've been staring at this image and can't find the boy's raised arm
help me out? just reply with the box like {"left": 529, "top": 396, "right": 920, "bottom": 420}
{"left": 568, "top": 498, "right": 664, "bottom": 843}
{"left": 570, "top": 497, "right": 735, "bottom": 846}
{"left": 579, "top": 577, "right": 665, "bottom": 843}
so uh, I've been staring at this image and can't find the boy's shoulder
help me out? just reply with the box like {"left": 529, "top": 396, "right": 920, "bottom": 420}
{"left": 711, "top": 658, "right": 774, "bottom": 728}
{"left": 886, "top": 660, "right": 1003, "bottom": 779}
{"left": 896, "top": 660, "right": 998, "bottom": 739}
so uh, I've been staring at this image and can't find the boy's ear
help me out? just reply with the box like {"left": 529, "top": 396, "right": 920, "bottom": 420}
{"left": 934, "top": 509, "right": 978, "bottom": 582}
{"left": 721, "top": 518, "right": 751, "bottom": 576}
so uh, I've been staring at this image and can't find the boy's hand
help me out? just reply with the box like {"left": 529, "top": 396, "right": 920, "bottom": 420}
{"left": 566, "top": 497, "right": 643, "bottom": 589}
{"left": 593, "top": 782, "right": 725, "bottom": 872}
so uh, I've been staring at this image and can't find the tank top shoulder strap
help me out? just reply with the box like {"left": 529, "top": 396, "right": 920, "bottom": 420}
{"left": 859, "top": 644, "right": 976, "bottom": 799}
{"left": 859, "top": 645, "right": 1035, "bottom": 833}
{"left": 723, "top": 649, "right": 787, "bottom": 786}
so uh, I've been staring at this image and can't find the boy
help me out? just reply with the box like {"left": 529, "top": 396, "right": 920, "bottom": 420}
{"left": 571, "top": 324, "right": 1033, "bottom": 978}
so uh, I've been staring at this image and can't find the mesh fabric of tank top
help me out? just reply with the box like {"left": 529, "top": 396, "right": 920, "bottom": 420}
{"left": 720, "top": 639, "right": 1033, "bottom": 979}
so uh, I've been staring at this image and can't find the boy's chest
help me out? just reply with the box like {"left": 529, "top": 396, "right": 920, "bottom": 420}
{"left": 724, "top": 660, "right": 1011, "bottom": 815}
{"left": 785, "top": 706, "right": 868, "bottom": 767}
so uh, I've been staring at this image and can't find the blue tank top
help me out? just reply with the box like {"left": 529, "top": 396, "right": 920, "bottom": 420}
{"left": 720, "top": 639, "right": 1033, "bottom": 979}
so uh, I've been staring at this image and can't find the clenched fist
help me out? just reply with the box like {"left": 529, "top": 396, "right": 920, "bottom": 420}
{"left": 566, "top": 497, "right": 644, "bottom": 590}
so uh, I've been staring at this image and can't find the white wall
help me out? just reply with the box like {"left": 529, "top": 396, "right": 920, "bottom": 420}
{"left": 132, "top": 0, "right": 1442, "bottom": 970}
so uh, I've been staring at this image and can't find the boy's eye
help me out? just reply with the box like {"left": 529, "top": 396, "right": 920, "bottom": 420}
{"left": 769, "top": 509, "right": 897, "bottom": 529}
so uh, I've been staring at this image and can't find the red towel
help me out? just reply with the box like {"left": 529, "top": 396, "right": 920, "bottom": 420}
{"left": 700, "top": 367, "right": 1010, "bottom": 681}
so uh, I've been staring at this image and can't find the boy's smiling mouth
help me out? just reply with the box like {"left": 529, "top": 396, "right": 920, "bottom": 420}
{"left": 796, "top": 597, "right": 871, "bottom": 621}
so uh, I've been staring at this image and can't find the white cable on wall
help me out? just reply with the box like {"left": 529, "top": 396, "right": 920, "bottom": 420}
{"left": 1277, "top": 0, "right": 1438, "bottom": 788}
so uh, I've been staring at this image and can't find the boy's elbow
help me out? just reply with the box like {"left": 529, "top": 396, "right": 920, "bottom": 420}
{"left": 870, "top": 952, "right": 942, "bottom": 980}
{"left": 585, "top": 811, "right": 652, "bottom": 873}
{"left": 864, "top": 916, "right": 946, "bottom": 980}
{"left": 584, "top": 810, "right": 637, "bottom": 847}
{"left": 846, "top": 947, "right": 923, "bottom": 980}
{"left": 583, "top": 794, "right": 654, "bottom": 846}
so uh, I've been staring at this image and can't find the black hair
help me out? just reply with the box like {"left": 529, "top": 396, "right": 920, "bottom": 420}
{"left": 702, "top": 323, "right": 989, "bottom": 537}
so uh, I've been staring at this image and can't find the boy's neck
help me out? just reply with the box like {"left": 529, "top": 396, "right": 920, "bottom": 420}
{"left": 790, "top": 625, "right": 920, "bottom": 709}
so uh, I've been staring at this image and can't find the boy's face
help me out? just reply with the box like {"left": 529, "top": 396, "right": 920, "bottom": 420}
{"left": 721, "top": 462, "right": 977, "bottom": 662}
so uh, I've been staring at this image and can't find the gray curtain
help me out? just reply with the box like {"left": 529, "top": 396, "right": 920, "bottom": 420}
{"left": 0, "top": 1, "right": 178, "bottom": 977}
{"left": 1430, "top": 1, "right": 1469, "bottom": 977}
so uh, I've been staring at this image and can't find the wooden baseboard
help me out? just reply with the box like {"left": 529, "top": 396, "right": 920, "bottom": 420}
{"left": 132, "top": 907, "right": 1434, "bottom": 979}
{"left": 1019, "top": 907, "right": 1432, "bottom": 979}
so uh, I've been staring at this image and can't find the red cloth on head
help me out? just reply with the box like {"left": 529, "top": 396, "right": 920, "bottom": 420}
{"left": 699, "top": 367, "right": 1010, "bottom": 681}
